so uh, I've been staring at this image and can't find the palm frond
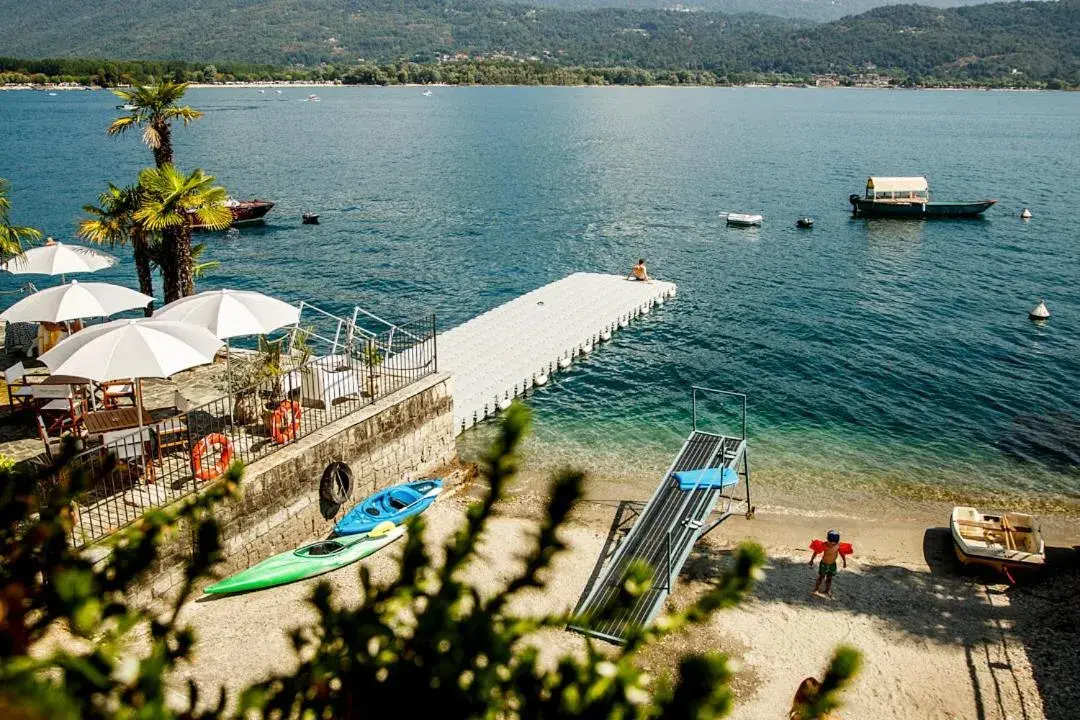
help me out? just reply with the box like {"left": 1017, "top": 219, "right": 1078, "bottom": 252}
{"left": 163, "top": 106, "right": 203, "bottom": 124}
{"left": 106, "top": 116, "right": 138, "bottom": 136}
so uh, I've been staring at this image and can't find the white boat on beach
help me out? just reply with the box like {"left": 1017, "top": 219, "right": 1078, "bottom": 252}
{"left": 950, "top": 506, "right": 1044, "bottom": 581}
{"left": 725, "top": 212, "right": 763, "bottom": 227}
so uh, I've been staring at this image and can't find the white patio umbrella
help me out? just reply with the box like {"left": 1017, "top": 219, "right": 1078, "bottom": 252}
{"left": 40, "top": 318, "right": 224, "bottom": 475}
{"left": 153, "top": 288, "right": 301, "bottom": 404}
{"left": 1, "top": 240, "right": 117, "bottom": 278}
{"left": 39, "top": 318, "right": 223, "bottom": 383}
{"left": 0, "top": 280, "right": 152, "bottom": 323}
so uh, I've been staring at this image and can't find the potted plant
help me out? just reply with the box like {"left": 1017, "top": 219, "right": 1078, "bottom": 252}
{"left": 362, "top": 341, "right": 383, "bottom": 398}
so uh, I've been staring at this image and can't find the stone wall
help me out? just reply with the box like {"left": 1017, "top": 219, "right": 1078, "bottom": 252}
{"left": 123, "top": 372, "right": 457, "bottom": 602}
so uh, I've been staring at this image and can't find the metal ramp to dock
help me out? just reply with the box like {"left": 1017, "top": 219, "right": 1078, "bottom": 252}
{"left": 436, "top": 273, "right": 676, "bottom": 434}
{"left": 568, "top": 388, "right": 751, "bottom": 644}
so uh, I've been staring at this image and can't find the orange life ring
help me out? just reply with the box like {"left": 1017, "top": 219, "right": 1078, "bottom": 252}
{"left": 192, "top": 433, "right": 232, "bottom": 482}
{"left": 270, "top": 400, "right": 302, "bottom": 444}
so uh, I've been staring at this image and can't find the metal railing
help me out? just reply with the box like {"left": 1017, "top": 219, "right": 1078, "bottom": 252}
{"left": 60, "top": 313, "right": 437, "bottom": 547}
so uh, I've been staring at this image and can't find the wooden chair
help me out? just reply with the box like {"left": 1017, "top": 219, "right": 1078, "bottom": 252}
{"left": 33, "top": 384, "right": 86, "bottom": 436}
{"left": 154, "top": 414, "right": 190, "bottom": 461}
{"left": 36, "top": 415, "right": 63, "bottom": 460}
{"left": 99, "top": 380, "right": 137, "bottom": 409}
{"left": 103, "top": 426, "right": 156, "bottom": 484}
{"left": 4, "top": 361, "right": 40, "bottom": 412}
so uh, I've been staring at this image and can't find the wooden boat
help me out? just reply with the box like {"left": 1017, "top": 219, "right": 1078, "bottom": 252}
{"left": 191, "top": 198, "right": 275, "bottom": 228}
{"left": 850, "top": 177, "right": 995, "bottom": 218}
{"left": 203, "top": 523, "right": 403, "bottom": 595}
{"left": 725, "top": 213, "right": 763, "bottom": 227}
{"left": 950, "top": 506, "right": 1044, "bottom": 581}
{"left": 335, "top": 478, "right": 442, "bottom": 536}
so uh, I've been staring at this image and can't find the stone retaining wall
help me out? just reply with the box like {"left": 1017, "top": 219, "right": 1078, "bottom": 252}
{"left": 119, "top": 372, "right": 457, "bottom": 602}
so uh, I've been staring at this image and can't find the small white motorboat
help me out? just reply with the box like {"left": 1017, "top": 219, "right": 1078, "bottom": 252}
{"left": 950, "top": 506, "right": 1044, "bottom": 581}
{"left": 422, "top": 89, "right": 433, "bottom": 96}
{"left": 307, "top": 94, "right": 321, "bottom": 102}
{"left": 725, "top": 212, "right": 763, "bottom": 227}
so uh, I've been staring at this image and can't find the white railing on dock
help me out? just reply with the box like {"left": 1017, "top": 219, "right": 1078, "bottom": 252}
{"left": 437, "top": 273, "right": 677, "bottom": 433}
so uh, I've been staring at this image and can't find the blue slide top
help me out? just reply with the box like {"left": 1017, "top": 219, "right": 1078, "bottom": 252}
{"left": 673, "top": 467, "right": 738, "bottom": 491}
{"left": 335, "top": 479, "right": 443, "bottom": 535}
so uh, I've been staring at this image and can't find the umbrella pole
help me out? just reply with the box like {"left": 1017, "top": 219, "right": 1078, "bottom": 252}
{"left": 226, "top": 338, "right": 234, "bottom": 423}
{"left": 136, "top": 377, "right": 148, "bottom": 483}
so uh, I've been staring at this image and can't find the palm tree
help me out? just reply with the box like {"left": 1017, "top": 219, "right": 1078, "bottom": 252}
{"left": 78, "top": 184, "right": 157, "bottom": 315}
{"left": 133, "top": 165, "right": 230, "bottom": 302}
{"left": 0, "top": 178, "right": 42, "bottom": 262}
{"left": 107, "top": 83, "right": 202, "bottom": 169}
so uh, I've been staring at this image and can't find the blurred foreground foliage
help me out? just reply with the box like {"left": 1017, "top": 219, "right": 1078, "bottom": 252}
{"left": 1, "top": 404, "right": 858, "bottom": 718}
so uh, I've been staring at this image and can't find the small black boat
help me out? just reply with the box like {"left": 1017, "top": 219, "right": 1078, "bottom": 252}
{"left": 302, "top": 213, "right": 320, "bottom": 225}
{"left": 796, "top": 217, "right": 814, "bottom": 229}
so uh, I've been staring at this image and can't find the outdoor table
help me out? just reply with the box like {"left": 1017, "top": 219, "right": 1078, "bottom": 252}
{"left": 83, "top": 407, "right": 153, "bottom": 436}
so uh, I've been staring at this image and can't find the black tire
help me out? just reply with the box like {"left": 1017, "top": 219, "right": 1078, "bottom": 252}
{"left": 320, "top": 462, "right": 353, "bottom": 505}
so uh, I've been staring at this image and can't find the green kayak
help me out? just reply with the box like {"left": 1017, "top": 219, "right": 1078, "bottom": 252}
{"left": 204, "top": 522, "right": 403, "bottom": 595}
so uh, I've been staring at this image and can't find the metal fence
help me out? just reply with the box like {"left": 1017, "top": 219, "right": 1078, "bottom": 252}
{"left": 63, "top": 313, "right": 437, "bottom": 547}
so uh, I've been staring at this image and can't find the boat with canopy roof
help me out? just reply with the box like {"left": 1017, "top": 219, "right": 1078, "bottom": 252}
{"left": 849, "top": 176, "right": 996, "bottom": 218}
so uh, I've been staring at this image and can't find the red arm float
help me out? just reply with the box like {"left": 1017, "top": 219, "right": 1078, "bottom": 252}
{"left": 809, "top": 540, "right": 854, "bottom": 556}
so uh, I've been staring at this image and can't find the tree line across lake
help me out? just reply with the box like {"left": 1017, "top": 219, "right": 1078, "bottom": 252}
{"left": 1, "top": 56, "right": 1074, "bottom": 91}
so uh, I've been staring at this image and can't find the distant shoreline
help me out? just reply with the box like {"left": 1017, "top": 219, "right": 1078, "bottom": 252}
{"left": 0, "top": 81, "right": 1062, "bottom": 93}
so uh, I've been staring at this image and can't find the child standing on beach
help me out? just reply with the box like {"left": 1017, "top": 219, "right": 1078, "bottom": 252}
{"left": 809, "top": 530, "right": 846, "bottom": 597}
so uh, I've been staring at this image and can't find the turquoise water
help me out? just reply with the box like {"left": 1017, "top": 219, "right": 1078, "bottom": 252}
{"left": 2, "top": 87, "right": 1078, "bottom": 499}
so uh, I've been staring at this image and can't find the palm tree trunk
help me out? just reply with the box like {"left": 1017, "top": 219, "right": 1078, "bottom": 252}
{"left": 174, "top": 224, "right": 195, "bottom": 298}
{"left": 153, "top": 121, "right": 173, "bottom": 168}
{"left": 161, "top": 227, "right": 180, "bottom": 303}
{"left": 132, "top": 238, "right": 155, "bottom": 316}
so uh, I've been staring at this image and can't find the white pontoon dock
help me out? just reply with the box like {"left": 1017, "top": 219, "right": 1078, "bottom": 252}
{"left": 436, "top": 272, "right": 676, "bottom": 433}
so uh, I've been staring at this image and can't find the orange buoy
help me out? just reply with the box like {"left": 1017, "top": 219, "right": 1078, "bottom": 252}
{"left": 270, "top": 400, "right": 302, "bottom": 444}
{"left": 192, "top": 433, "right": 233, "bottom": 482}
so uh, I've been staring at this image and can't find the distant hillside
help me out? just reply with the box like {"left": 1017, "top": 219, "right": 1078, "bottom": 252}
{"left": 0, "top": 0, "right": 797, "bottom": 67}
{"left": 0, "top": 0, "right": 1076, "bottom": 84}
{"left": 501, "top": 0, "right": 1013, "bottom": 23}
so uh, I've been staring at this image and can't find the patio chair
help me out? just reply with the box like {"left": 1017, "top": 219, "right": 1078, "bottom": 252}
{"left": 104, "top": 426, "right": 156, "bottom": 484}
{"left": 36, "top": 415, "right": 63, "bottom": 460}
{"left": 4, "top": 361, "right": 40, "bottom": 412}
{"left": 99, "top": 380, "right": 137, "bottom": 409}
{"left": 33, "top": 384, "right": 86, "bottom": 436}
{"left": 154, "top": 414, "right": 190, "bottom": 461}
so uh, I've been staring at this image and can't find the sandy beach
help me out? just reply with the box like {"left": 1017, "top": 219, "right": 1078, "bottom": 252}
{"left": 161, "top": 466, "right": 1080, "bottom": 719}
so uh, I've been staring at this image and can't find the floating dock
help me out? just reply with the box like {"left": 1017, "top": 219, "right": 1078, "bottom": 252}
{"left": 436, "top": 272, "right": 676, "bottom": 434}
{"left": 568, "top": 388, "right": 751, "bottom": 644}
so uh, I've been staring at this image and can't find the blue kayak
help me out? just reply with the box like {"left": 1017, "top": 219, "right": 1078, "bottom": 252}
{"left": 335, "top": 479, "right": 443, "bottom": 535}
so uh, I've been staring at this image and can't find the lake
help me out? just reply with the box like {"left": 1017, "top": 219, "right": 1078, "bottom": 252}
{"left": 1, "top": 86, "right": 1078, "bottom": 504}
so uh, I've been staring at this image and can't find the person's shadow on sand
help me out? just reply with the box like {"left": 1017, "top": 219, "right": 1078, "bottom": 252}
{"left": 681, "top": 532, "right": 1080, "bottom": 720}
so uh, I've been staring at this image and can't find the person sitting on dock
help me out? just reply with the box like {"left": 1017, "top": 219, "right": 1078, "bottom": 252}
{"left": 809, "top": 529, "right": 847, "bottom": 597}
{"left": 627, "top": 259, "right": 651, "bottom": 282}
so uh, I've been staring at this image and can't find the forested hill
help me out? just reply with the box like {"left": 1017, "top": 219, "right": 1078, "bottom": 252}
{"left": 0, "top": 0, "right": 1076, "bottom": 85}
{"left": 503, "top": 0, "right": 1012, "bottom": 23}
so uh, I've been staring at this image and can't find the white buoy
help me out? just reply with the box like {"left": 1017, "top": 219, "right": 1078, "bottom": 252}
{"left": 580, "top": 343, "right": 593, "bottom": 355}
{"left": 497, "top": 395, "right": 513, "bottom": 411}
{"left": 535, "top": 372, "right": 549, "bottom": 386}
{"left": 641, "top": 304, "right": 651, "bottom": 315}
{"left": 1020, "top": 208, "right": 1032, "bottom": 219}
{"left": 655, "top": 296, "right": 664, "bottom": 307}
{"left": 1029, "top": 300, "right": 1050, "bottom": 321}
{"left": 669, "top": 288, "right": 677, "bottom": 298}
{"left": 558, "top": 356, "right": 572, "bottom": 369}
{"left": 599, "top": 328, "right": 612, "bottom": 342}
{"left": 618, "top": 318, "right": 629, "bottom": 329}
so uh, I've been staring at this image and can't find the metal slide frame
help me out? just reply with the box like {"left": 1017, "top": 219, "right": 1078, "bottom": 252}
{"left": 568, "top": 387, "right": 750, "bottom": 644}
